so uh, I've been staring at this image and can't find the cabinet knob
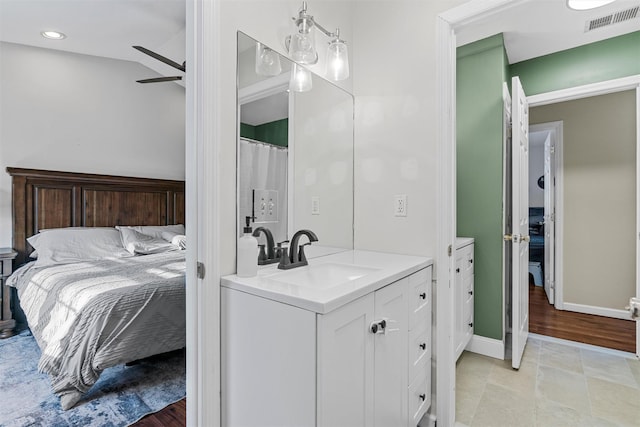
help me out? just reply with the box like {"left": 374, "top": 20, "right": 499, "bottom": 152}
{"left": 469, "top": 259, "right": 473, "bottom": 264}
{"left": 468, "top": 290, "right": 473, "bottom": 296}
{"left": 419, "top": 394, "right": 426, "bottom": 401}
{"left": 370, "top": 319, "right": 387, "bottom": 334}
{"left": 419, "top": 293, "right": 426, "bottom": 300}
{"left": 420, "top": 343, "right": 426, "bottom": 350}
{"left": 468, "top": 322, "right": 473, "bottom": 328}
{"left": 456, "top": 268, "right": 460, "bottom": 273}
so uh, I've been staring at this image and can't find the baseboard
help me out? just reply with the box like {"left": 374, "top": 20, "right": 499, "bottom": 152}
{"left": 465, "top": 335, "right": 504, "bottom": 360}
{"left": 563, "top": 302, "right": 631, "bottom": 321}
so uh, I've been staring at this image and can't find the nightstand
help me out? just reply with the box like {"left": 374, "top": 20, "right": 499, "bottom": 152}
{"left": 0, "top": 248, "right": 17, "bottom": 338}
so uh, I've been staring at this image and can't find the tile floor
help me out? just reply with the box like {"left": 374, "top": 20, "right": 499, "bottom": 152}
{"left": 455, "top": 335, "right": 640, "bottom": 427}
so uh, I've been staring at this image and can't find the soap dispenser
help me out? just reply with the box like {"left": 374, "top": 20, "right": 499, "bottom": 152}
{"left": 237, "top": 216, "right": 258, "bottom": 277}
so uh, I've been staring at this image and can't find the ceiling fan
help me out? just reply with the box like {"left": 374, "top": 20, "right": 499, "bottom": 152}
{"left": 132, "top": 45, "right": 185, "bottom": 84}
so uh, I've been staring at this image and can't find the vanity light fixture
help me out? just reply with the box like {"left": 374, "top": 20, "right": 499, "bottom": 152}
{"left": 290, "top": 63, "right": 313, "bottom": 92}
{"left": 567, "top": 0, "right": 616, "bottom": 10}
{"left": 255, "top": 42, "right": 282, "bottom": 76}
{"left": 41, "top": 30, "right": 66, "bottom": 40}
{"left": 286, "top": 1, "right": 349, "bottom": 81}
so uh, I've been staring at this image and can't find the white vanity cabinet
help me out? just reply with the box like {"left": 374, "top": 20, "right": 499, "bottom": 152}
{"left": 222, "top": 264, "right": 432, "bottom": 427}
{"left": 455, "top": 238, "right": 475, "bottom": 361}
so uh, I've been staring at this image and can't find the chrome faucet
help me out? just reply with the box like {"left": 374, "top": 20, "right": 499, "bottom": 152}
{"left": 278, "top": 229, "right": 318, "bottom": 270}
{"left": 252, "top": 227, "right": 279, "bottom": 265}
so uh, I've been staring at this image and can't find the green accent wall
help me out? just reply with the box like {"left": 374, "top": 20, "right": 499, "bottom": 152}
{"left": 457, "top": 33, "right": 508, "bottom": 341}
{"left": 510, "top": 31, "right": 640, "bottom": 96}
{"left": 240, "top": 118, "right": 289, "bottom": 147}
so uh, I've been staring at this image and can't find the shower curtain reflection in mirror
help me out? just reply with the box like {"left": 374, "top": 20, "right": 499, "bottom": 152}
{"left": 239, "top": 138, "right": 288, "bottom": 244}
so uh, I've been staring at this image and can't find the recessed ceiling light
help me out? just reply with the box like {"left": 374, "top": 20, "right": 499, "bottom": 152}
{"left": 41, "top": 31, "right": 66, "bottom": 40}
{"left": 567, "top": 0, "right": 617, "bottom": 10}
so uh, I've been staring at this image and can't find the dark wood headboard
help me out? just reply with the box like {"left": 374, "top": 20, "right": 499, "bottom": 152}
{"left": 7, "top": 167, "right": 185, "bottom": 265}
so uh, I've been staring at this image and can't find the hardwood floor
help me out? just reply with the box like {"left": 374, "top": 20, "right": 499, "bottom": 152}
{"left": 131, "top": 398, "right": 186, "bottom": 427}
{"left": 529, "top": 283, "right": 636, "bottom": 353}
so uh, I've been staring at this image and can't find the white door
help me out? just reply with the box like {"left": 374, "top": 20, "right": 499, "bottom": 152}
{"left": 373, "top": 279, "right": 409, "bottom": 427}
{"left": 317, "top": 293, "right": 375, "bottom": 427}
{"left": 511, "top": 76, "right": 530, "bottom": 370}
{"left": 543, "top": 133, "right": 555, "bottom": 304}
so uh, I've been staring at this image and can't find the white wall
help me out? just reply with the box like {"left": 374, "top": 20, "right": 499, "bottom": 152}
{"left": 352, "top": 0, "right": 467, "bottom": 257}
{"left": 0, "top": 41, "right": 185, "bottom": 247}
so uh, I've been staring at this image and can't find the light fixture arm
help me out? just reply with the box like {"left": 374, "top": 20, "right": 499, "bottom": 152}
{"left": 292, "top": 2, "right": 342, "bottom": 41}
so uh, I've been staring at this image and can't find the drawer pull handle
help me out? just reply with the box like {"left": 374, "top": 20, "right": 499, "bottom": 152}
{"left": 456, "top": 268, "right": 460, "bottom": 273}
{"left": 468, "top": 322, "right": 473, "bottom": 328}
{"left": 419, "top": 293, "right": 426, "bottom": 300}
{"left": 420, "top": 343, "right": 426, "bottom": 350}
{"left": 419, "top": 394, "right": 426, "bottom": 401}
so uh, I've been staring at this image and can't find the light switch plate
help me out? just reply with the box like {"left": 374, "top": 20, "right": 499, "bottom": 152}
{"left": 311, "top": 196, "right": 320, "bottom": 215}
{"left": 254, "top": 189, "right": 278, "bottom": 222}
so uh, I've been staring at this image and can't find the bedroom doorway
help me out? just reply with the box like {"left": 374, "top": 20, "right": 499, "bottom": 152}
{"left": 527, "top": 84, "right": 639, "bottom": 354}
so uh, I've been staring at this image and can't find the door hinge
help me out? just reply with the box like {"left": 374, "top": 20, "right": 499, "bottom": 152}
{"left": 448, "top": 245, "right": 452, "bottom": 257}
{"left": 197, "top": 262, "right": 205, "bottom": 279}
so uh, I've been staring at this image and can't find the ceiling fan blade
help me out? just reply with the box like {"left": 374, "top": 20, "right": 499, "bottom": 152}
{"left": 132, "top": 46, "right": 186, "bottom": 72}
{"left": 136, "top": 76, "right": 183, "bottom": 84}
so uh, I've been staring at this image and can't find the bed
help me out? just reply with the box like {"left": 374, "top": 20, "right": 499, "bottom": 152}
{"left": 5, "top": 167, "right": 186, "bottom": 410}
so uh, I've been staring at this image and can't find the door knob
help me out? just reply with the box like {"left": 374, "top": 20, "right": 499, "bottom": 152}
{"left": 503, "top": 234, "right": 513, "bottom": 242}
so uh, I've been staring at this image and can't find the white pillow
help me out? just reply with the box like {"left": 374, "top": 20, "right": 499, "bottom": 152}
{"left": 161, "top": 231, "right": 186, "bottom": 250}
{"left": 27, "top": 227, "right": 132, "bottom": 267}
{"left": 117, "top": 224, "right": 185, "bottom": 240}
{"left": 118, "top": 227, "right": 178, "bottom": 255}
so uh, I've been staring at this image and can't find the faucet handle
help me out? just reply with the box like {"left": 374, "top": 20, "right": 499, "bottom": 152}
{"left": 298, "top": 242, "right": 312, "bottom": 264}
{"left": 257, "top": 244, "right": 267, "bottom": 262}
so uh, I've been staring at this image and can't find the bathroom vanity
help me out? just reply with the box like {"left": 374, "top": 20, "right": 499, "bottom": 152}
{"left": 221, "top": 250, "right": 433, "bottom": 427}
{"left": 455, "top": 237, "right": 475, "bottom": 360}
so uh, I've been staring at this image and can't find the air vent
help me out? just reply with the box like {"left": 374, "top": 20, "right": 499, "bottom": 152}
{"left": 585, "top": 5, "right": 639, "bottom": 31}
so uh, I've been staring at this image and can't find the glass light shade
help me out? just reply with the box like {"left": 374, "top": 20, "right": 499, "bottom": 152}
{"left": 289, "top": 19, "right": 316, "bottom": 64}
{"left": 290, "top": 63, "right": 313, "bottom": 92}
{"left": 567, "top": 0, "right": 616, "bottom": 10}
{"left": 255, "top": 43, "right": 282, "bottom": 76}
{"left": 326, "top": 40, "right": 349, "bottom": 81}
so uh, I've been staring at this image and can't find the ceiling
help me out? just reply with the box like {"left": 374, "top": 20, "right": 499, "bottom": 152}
{"left": 0, "top": 0, "right": 186, "bottom": 80}
{"left": 457, "top": 0, "right": 640, "bottom": 63}
{"left": 0, "top": 0, "right": 638, "bottom": 77}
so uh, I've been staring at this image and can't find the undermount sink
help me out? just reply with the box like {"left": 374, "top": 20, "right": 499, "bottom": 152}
{"left": 269, "top": 262, "right": 379, "bottom": 289}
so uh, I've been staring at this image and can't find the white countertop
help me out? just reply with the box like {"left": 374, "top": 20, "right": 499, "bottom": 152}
{"left": 221, "top": 250, "right": 433, "bottom": 314}
{"left": 456, "top": 237, "right": 474, "bottom": 249}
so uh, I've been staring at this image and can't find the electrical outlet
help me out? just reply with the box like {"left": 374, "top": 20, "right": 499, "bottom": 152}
{"left": 311, "top": 196, "right": 320, "bottom": 215}
{"left": 394, "top": 194, "right": 407, "bottom": 217}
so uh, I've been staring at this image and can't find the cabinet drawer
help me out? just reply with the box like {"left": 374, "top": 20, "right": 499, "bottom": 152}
{"left": 408, "top": 362, "right": 430, "bottom": 427}
{"left": 409, "top": 268, "right": 430, "bottom": 331}
{"left": 408, "top": 326, "right": 429, "bottom": 381}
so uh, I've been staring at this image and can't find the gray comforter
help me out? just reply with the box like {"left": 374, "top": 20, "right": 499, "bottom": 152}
{"left": 7, "top": 252, "right": 186, "bottom": 410}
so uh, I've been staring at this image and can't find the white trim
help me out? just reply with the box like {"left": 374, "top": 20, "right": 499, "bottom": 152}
{"left": 528, "top": 75, "right": 640, "bottom": 107}
{"left": 637, "top": 86, "right": 640, "bottom": 357}
{"left": 466, "top": 335, "right": 506, "bottom": 360}
{"left": 562, "top": 302, "right": 632, "bottom": 321}
{"left": 238, "top": 72, "right": 290, "bottom": 105}
{"left": 529, "top": 333, "right": 638, "bottom": 359}
{"left": 435, "top": 14, "right": 456, "bottom": 427}
{"left": 188, "top": 0, "right": 221, "bottom": 425}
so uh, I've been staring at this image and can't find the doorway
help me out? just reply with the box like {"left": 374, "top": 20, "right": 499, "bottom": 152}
{"left": 526, "top": 90, "right": 638, "bottom": 354}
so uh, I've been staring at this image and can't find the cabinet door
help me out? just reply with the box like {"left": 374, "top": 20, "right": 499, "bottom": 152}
{"left": 317, "top": 293, "right": 375, "bottom": 427}
{"left": 374, "top": 278, "right": 409, "bottom": 427}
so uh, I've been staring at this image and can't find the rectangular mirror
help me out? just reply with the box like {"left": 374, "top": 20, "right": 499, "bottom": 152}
{"left": 237, "top": 31, "right": 354, "bottom": 259}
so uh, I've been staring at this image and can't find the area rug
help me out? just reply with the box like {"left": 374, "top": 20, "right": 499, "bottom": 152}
{"left": 0, "top": 330, "right": 185, "bottom": 427}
